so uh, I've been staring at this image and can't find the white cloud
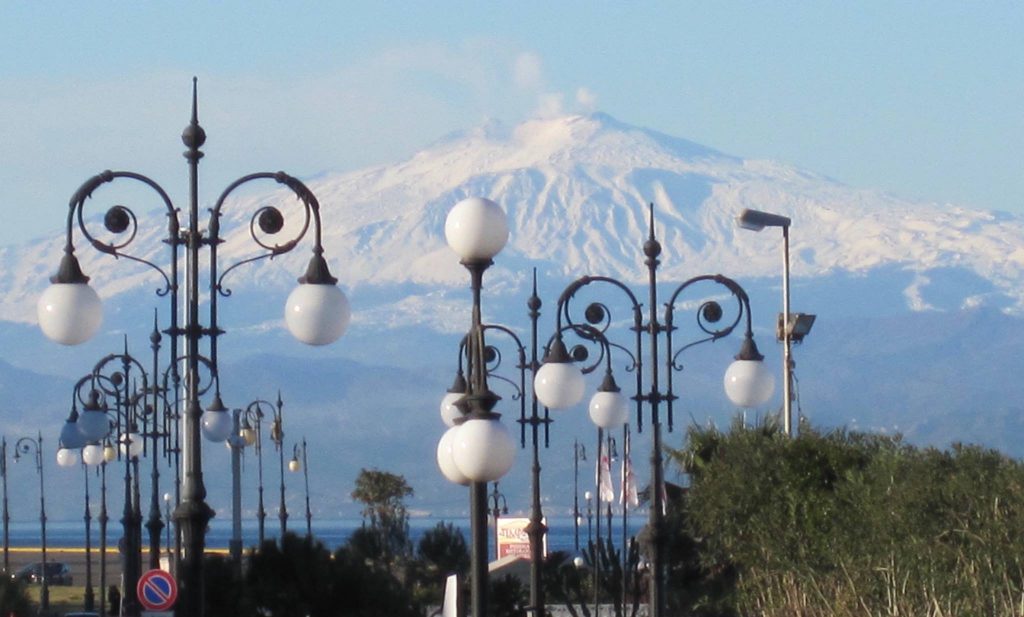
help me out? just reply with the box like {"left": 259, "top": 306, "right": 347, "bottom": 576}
{"left": 534, "top": 92, "right": 565, "bottom": 118}
{"left": 513, "top": 51, "right": 545, "bottom": 90}
{"left": 576, "top": 87, "right": 598, "bottom": 112}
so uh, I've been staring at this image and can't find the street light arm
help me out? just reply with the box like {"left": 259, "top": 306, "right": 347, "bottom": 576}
{"left": 59, "top": 170, "right": 178, "bottom": 295}
{"left": 212, "top": 171, "right": 338, "bottom": 293}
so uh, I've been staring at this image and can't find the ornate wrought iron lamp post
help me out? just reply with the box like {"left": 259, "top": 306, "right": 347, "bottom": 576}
{"left": 268, "top": 394, "right": 289, "bottom": 539}
{"left": 239, "top": 399, "right": 274, "bottom": 545}
{"left": 440, "top": 269, "right": 552, "bottom": 615}
{"left": 436, "top": 197, "right": 517, "bottom": 617}
{"left": 288, "top": 438, "right": 312, "bottom": 537}
{"left": 534, "top": 205, "right": 775, "bottom": 617}
{"left": 14, "top": 433, "right": 49, "bottom": 614}
{"left": 36, "top": 80, "right": 350, "bottom": 617}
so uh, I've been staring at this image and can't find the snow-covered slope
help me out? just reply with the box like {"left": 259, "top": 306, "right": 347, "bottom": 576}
{"left": 2, "top": 112, "right": 1022, "bottom": 330}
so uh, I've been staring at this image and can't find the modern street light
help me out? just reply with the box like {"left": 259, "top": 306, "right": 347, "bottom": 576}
{"left": 736, "top": 208, "right": 815, "bottom": 437}
{"left": 572, "top": 440, "right": 586, "bottom": 553}
{"left": 14, "top": 433, "right": 49, "bottom": 615}
{"left": 36, "top": 80, "right": 349, "bottom": 617}
{"left": 487, "top": 481, "right": 508, "bottom": 561}
{"left": 436, "top": 197, "right": 517, "bottom": 617}
{"left": 268, "top": 394, "right": 289, "bottom": 540}
{"left": 288, "top": 438, "right": 312, "bottom": 537}
{"left": 239, "top": 400, "right": 274, "bottom": 545}
{"left": 535, "top": 205, "right": 775, "bottom": 617}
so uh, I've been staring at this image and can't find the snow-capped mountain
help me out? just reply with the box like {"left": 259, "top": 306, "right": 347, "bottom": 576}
{"left": 3, "top": 112, "right": 1023, "bottom": 330}
{"left": 3, "top": 112, "right": 1024, "bottom": 520}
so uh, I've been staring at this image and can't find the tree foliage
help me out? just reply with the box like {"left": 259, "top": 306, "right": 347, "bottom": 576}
{"left": 669, "top": 418, "right": 1024, "bottom": 616}
{"left": 351, "top": 467, "right": 414, "bottom": 562}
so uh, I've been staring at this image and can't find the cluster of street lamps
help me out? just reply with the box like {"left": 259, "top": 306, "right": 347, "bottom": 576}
{"left": 437, "top": 197, "right": 789, "bottom": 617}
{"left": 20, "top": 81, "right": 805, "bottom": 617}
{"left": 36, "top": 79, "right": 349, "bottom": 617}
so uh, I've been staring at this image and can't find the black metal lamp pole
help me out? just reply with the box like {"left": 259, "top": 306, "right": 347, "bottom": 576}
{"left": 270, "top": 394, "right": 288, "bottom": 539}
{"left": 99, "top": 454, "right": 109, "bottom": 617}
{"left": 487, "top": 481, "right": 508, "bottom": 560}
{"left": 539, "top": 205, "right": 773, "bottom": 617}
{"left": 15, "top": 433, "right": 48, "bottom": 615}
{"left": 439, "top": 197, "right": 518, "bottom": 617}
{"left": 39, "top": 81, "right": 348, "bottom": 617}
{"left": 83, "top": 462, "right": 95, "bottom": 611}
{"left": 240, "top": 401, "right": 271, "bottom": 545}
{"left": 1, "top": 437, "right": 8, "bottom": 575}
{"left": 144, "top": 321, "right": 171, "bottom": 570}
{"left": 289, "top": 438, "right": 312, "bottom": 537}
{"left": 456, "top": 270, "right": 551, "bottom": 615}
{"left": 572, "top": 440, "right": 585, "bottom": 553}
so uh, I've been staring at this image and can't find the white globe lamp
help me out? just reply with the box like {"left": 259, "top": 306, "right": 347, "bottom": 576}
{"left": 589, "top": 375, "right": 629, "bottom": 429}
{"left": 444, "top": 197, "right": 509, "bottom": 261}
{"left": 82, "top": 443, "right": 105, "bottom": 466}
{"left": 201, "top": 410, "right": 233, "bottom": 443}
{"left": 38, "top": 283, "right": 103, "bottom": 346}
{"left": 451, "top": 417, "right": 516, "bottom": 482}
{"left": 77, "top": 408, "right": 110, "bottom": 442}
{"left": 284, "top": 282, "right": 350, "bottom": 346}
{"left": 119, "top": 432, "right": 144, "bottom": 458}
{"left": 436, "top": 426, "right": 470, "bottom": 485}
{"left": 56, "top": 447, "right": 79, "bottom": 468}
{"left": 439, "top": 391, "right": 465, "bottom": 427}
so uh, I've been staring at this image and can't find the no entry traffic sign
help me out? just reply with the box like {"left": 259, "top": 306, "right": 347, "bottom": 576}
{"left": 137, "top": 569, "right": 178, "bottom": 612}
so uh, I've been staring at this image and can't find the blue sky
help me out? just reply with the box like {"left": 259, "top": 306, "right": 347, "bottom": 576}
{"left": 1, "top": 1, "right": 1021, "bottom": 247}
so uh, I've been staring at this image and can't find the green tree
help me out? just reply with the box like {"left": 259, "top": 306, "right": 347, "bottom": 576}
{"left": 351, "top": 468, "right": 414, "bottom": 563}
{"left": 413, "top": 521, "right": 471, "bottom": 607}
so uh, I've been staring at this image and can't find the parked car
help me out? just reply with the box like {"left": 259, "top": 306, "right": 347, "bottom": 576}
{"left": 12, "top": 562, "right": 73, "bottom": 585}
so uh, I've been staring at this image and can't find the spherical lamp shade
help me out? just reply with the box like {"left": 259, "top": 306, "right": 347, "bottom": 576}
{"left": 589, "top": 390, "right": 629, "bottom": 429}
{"left": 201, "top": 410, "right": 233, "bottom": 443}
{"left": 534, "top": 362, "right": 585, "bottom": 410}
{"left": 82, "top": 444, "right": 105, "bottom": 466}
{"left": 77, "top": 410, "right": 110, "bottom": 442}
{"left": 103, "top": 443, "right": 117, "bottom": 462}
{"left": 289, "top": 459, "right": 301, "bottom": 473}
{"left": 56, "top": 448, "right": 79, "bottom": 468}
{"left": 37, "top": 283, "right": 103, "bottom": 345}
{"left": 60, "top": 419, "right": 87, "bottom": 450}
{"left": 285, "top": 283, "right": 350, "bottom": 346}
{"left": 439, "top": 391, "right": 464, "bottom": 427}
{"left": 436, "top": 426, "right": 470, "bottom": 486}
{"left": 444, "top": 197, "right": 509, "bottom": 261}
{"left": 452, "top": 417, "right": 516, "bottom": 482}
{"left": 723, "top": 359, "right": 776, "bottom": 408}
{"left": 241, "top": 427, "right": 257, "bottom": 447}
{"left": 120, "top": 432, "right": 144, "bottom": 458}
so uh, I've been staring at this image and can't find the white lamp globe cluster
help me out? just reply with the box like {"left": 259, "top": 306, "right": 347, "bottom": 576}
{"left": 436, "top": 197, "right": 516, "bottom": 485}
